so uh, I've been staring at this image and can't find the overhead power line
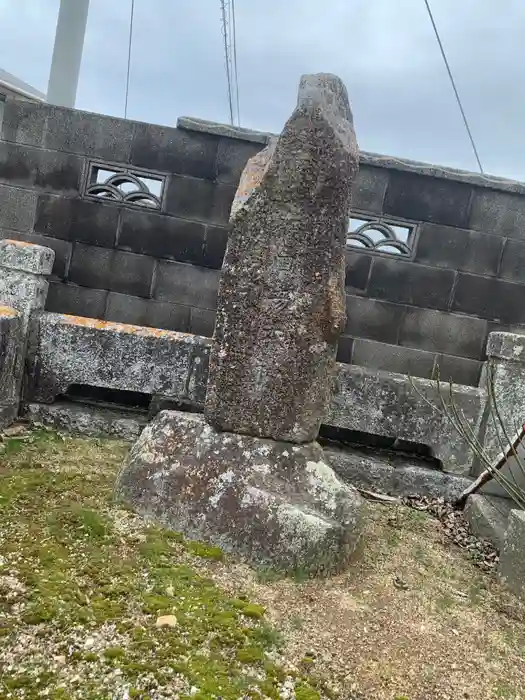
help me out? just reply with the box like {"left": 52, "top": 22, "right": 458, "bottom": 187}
{"left": 220, "top": 0, "right": 235, "bottom": 125}
{"left": 124, "top": 0, "right": 135, "bottom": 119}
{"left": 423, "top": 0, "right": 484, "bottom": 173}
{"left": 231, "top": 0, "right": 241, "bottom": 125}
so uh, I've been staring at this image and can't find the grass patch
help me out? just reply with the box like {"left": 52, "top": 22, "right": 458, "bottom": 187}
{"left": 0, "top": 429, "right": 318, "bottom": 699}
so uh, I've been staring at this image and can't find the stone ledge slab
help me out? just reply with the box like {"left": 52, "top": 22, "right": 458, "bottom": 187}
{"left": 24, "top": 401, "right": 147, "bottom": 442}
{"left": 328, "top": 364, "right": 484, "bottom": 475}
{"left": 26, "top": 313, "right": 211, "bottom": 408}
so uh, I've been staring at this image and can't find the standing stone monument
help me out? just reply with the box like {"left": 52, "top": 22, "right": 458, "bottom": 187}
{"left": 115, "top": 74, "right": 366, "bottom": 574}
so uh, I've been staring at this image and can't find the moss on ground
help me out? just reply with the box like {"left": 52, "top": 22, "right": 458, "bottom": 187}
{"left": 0, "top": 429, "right": 320, "bottom": 700}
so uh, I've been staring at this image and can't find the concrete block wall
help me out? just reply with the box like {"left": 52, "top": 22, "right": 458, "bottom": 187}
{"left": 2, "top": 104, "right": 525, "bottom": 387}
{"left": 0, "top": 104, "right": 263, "bottom": 340}
{"left": 340, "top": 155, "right": 525, "bottom": 387}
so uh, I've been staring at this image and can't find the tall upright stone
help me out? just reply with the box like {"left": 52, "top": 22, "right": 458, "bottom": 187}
{"left": 206, "top": 74, "right": 359, "bottom": 443}
{"left": 115, "top": 74, "right": 366, "bottom": 575}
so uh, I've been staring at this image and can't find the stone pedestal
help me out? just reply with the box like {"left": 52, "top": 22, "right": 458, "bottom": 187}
{"left": 116, "top": 73, "right": 366, "bottom": 574}
{"left": 0, "top": 240, "right": 54, "bottom": 425}
{"left": 476, "top": 332, "right": 525, "bottom": 499}
{"left": 0, "top": 306, "right": 23, "bottom": 429}
{"left": 115, "top": 411, "right": 365, "bottom": 574}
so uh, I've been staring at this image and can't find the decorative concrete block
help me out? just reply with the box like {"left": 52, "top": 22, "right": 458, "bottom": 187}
{"left": 0, "top": 238, "right": 54, "bottom": 275}
{"left": 0, "top": 305, "right": 23, "bottom": 429}
{"left": 499, "top": 509, "right": 525, "bottom": 600}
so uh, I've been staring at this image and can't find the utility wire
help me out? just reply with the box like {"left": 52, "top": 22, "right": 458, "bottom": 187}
{"left": 423, "top": 0, "right": 484, "bottom": 173}
{"left": 220, "top": 0, "right": 235, "bottom": 125}
{"left": 124, "top": 0, "right": 135, "bottom": 119}
{"left": 231, "top": 0, "right": 241, "bottom": 125}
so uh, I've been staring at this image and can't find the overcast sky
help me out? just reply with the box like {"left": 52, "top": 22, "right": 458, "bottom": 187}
{"left": 1, "top": 0, "right": 524, "bottom": 180}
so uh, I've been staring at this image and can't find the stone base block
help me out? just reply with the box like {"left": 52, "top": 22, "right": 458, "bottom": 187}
{"left": 464, "top": 494, "right": 513, "bottom": 550}
{"left": 0, "top": 403, "right": 18, "bottom": 431}
{"left": 24, "top": 401, "right": 147, "bottom": 441}
{"left": 326, "top": 446, "right": 472, "bottom": 502}
{"left": 115, "top": 411, "right": 367, "bottom": 575}
{"left": 499, "top": 509, "right": 525, "bottom": 600}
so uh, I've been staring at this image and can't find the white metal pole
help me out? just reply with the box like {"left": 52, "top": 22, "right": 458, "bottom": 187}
{"left": 47, "top": 0, "right": 90, "bottom": 108}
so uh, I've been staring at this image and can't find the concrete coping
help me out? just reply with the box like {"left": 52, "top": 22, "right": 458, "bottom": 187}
{"left": 0, "top": 239, "right": 55, "bottom": 276}
{"left": 177, "top": 116, "right": 525, "bottom": 196}
{"left": 486, "top": 331, "right": 525, "bottom": 363}
{"left": 177, "top": 116, "right": 270, "bottom": 145}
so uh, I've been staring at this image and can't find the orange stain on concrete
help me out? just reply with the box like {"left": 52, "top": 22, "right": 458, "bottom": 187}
{"left": 2, "top": 239, "right": 34, "bottom": 248}
{"left": 57, "top": 314, "right": 192, "bottom": 340}
{"left": 0, "top": 305, "right": 19, "bottom": 317}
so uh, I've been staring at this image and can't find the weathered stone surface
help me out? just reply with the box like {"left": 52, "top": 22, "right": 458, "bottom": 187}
{"left": 326, "top": 446, "right": 471, "bottom": 501}
{"left": 26, "top": 313, "right": 210, "bottom": 406}
{"left": 24, "top": 401, "right": 146, "bottom": 441}
{"left": 229, "top": 138, "right": 277, "bottom": 221}
{"left": 0, "top": 238, "right": 54, "bottom": 275}
{"left": 499, "top": 509, "right": 525, "bottom": 599}
{"left": 205, "top": 73, "right": 360, "bottom": 443}
{"left": 475, "top": 332, "right": 525, "bottom": 496}
{"left": 0, "top": 240, "right": 53, "bottom": 336}
{"left": 115, "top": 410, "right": 366, "bottom": 574}
{"left": 329, "top": 364, "right": 485, "bottom": 475}
{"left": 0, "top": 305, "right": 22, "bottom": 429}
{"left": 464, "top": 494, "right": 513, "bottom": 550}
